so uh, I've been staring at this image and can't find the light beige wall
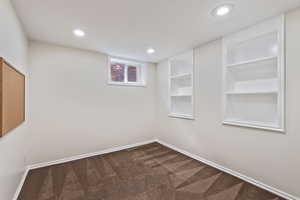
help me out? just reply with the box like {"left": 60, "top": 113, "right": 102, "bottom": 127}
{"left": 27, "top": 41, "right": 157, "bottom": 164}
{"left": 0, "top": 0, "right": 28, "bottom": 199}
{"left": 156, "top": 9, "right": 300, "bottom": 198}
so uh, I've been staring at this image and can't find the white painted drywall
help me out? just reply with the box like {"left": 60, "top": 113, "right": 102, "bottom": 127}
{"left": 0, "top": 0, "right": 28, "bottom": 199}
{"left": 27, "top": 41, "right": 157, "bottom": 164}
{"left": 156, "top": 9, "right": 300, "bottom": 198}
{"left": 12, "top": 0, "right": 300, "bottom": 63}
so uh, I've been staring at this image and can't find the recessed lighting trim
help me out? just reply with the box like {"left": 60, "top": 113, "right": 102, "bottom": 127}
{"left": 212, "top": 4, "right": 234, "bottom": 17}
{"left": 73, "top": 29, "right": 85, "bottom": 37}
{"left": 147, "top": 48, "right": 155, "bottom": 54}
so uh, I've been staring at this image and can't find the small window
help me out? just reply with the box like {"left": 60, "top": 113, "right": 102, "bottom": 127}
{"left": 111, "top": 63, "right": 125, "bottom": 82}
{"left": 127, "top": 66, "right": 137, "bottom": 82}
{"left": 108, "top": 57, "right": 146, "bottom": 86}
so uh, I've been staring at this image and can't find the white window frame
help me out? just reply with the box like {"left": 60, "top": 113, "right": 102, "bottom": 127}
{"left": 108, "top": 57, "right": 146, "bottom": 87}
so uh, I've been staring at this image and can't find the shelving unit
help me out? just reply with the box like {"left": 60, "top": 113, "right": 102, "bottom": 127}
{"left": 169, "top": 50, "right": 194, "bottom": 119}
{"left": 222, "top": 15, "right": 285, "bottom": 132}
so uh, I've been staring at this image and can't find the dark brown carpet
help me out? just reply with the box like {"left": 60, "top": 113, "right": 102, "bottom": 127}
{"left": 17, "top": 142, "right": 285, "bottom": 200}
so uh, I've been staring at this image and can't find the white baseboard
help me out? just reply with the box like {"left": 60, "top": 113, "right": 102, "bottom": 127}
{"left": 12, "top": 139, "right": 156, "bottom": 200}
{"left": 29, "top": 139, "right": 157, "bottom": 169}
{"left": 156, "top": 139, "right": 299, "bottom": 200}
{"left": 12, "top": 166, "right": 30, "bottom": 200}
{"left": 13, "top": 138, "right": 299, "bottom": 200}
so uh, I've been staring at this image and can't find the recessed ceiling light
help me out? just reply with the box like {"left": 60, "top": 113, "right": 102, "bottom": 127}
{"left": 147, "top": 48, "right": 155, "bottom": 54}
{"left": 212, "top": 4, "right": 234, "bottom": 17}
{"left": 73, "top": 29, "right": 85, "bottom": 37}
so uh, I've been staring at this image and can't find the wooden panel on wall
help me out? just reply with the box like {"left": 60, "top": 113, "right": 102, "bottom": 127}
{"left": 0, "top": 58, "right": 25, "bottom": 137}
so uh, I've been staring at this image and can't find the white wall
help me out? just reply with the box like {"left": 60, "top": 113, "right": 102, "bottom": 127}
{"left": 2, "top": 1, "right": 298, "bottom": 199}
{"left": 156, "top": 9, "right": 300, "bottom": 198}
{"left": 27, "top": 41, "right": 157, "bottom": 164}
{"left": 0, "top": 0, "right": 28, "bottom": 199}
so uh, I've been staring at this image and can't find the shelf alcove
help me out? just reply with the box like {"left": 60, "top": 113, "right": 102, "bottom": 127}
{"left": 169, "top": 50, "right": 194, "bottom": 119}
{"left": 222, "top": 15, "right": 285, "bottom": 132}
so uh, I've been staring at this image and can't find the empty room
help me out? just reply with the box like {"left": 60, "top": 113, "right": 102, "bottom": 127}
{"left": 1, "top": 0, "right": 300, "bottom": 199}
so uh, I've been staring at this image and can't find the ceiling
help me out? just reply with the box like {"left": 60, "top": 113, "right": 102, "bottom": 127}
{"left": 12, "top": 0, "right": 300, "bottom": 63}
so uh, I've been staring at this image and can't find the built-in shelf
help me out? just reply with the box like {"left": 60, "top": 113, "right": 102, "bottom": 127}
{"left": 171, "top": 94, "right": 192, "bottom": 97}
{"left": 169, "top": 113, "right": 194, "bottom": 120}
{"left": 227, "top": 56, "right": 277, "bottom": 68}
{"left": 171, "top": 87, "right": 192, "bottom": 97}
{"left": 170, "top": 73, "right": 192, "bottom": 79}
{"left": 222, "top": 15, "right": 285, "bottom": 132}
{"left": 223, "top": 120, "right": 283, "bottom": 132}
{"left": 169, "top": 50, "right": 194, "bottom": 119}
{"left": 225, "top": 90, "right": 278, "bottom": 95}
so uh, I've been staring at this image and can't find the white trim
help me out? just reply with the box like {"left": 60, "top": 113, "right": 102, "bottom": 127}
{"left": 12, "top": 139, "right": 156, "bottom": 200}
{"left": 12, "top": 166, "right": 30, "bottom": 200}
{"left": 29, "top": 139, "right": 156, "bottom": 169}
{"left": 226, "top": 55, "right": 277, "bottom": 68}
{"left": 170, "top": 94, "right": 193, "bottom": 97}
{"left": 279, "top": 14, "right": 286, "bottom": 132}
{"left": 156, "top": 139, "right": 299, "bottom": 200}
{"left": 223, "top": 120, "right": 284, "bottom": 133}
{"left": 107, "top": 81, "right": 146, "bottom": 87}
{"left": 170, "top": 73, "right": 192, "bottom": 79}
{"left": 13, "top": 139, "right": 299, "bottom": 200}
{"left": 168, "top": 113, "right": 194, "bottom": 120}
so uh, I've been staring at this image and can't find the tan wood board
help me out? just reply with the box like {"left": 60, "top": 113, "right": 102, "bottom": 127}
{"left": 1, "top": 58, "right": 25, "bottom": 137}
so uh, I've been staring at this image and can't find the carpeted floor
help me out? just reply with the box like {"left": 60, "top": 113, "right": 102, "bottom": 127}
{"left": 18, "top": 142, "right": 285, "bottom": 200}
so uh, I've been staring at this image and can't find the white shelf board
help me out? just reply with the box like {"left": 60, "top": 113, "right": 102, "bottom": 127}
{"left": 168, "top": 113, "right": 194, "bottom": 120}
{"left": 225, "top": 90, "right": 278, "bottom": 95}
{"left": 226, "top": 56, "right": 277, "bottom": 68}
{"left": 223, "top": 119, "right": 284, "bottom": 132}
{"left": 176, "top": 86, "right": 192, "bottom": 90}
{"left": 170, "top": 73, "right": 192, "bottom": 79}
{"left": 171, "top": 94, "right": 192, "bottom": 97}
